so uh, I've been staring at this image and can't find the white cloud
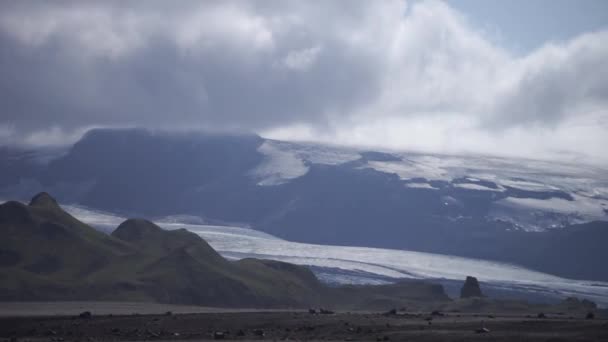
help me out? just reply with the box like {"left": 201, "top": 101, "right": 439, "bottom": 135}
{"left": 0, "top": 0, "right": 606, "bottom": 164}
{"left": 174, "top": 4, "right": 275, "bottom": 54}
{"left": 0, "top": 5, "right": 149, "bottom": 59}
{"left": 283, "top": 45, "right": 322, "bottom": 71}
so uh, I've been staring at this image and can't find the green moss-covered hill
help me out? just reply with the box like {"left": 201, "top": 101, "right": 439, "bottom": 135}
{"left": 0, "top": 193, "right": 448, "bottom": 309}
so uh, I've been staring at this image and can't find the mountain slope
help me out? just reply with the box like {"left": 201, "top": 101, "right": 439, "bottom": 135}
{"left": 0, "top": 193, "right": 131, "bottom": 279}
{"left": 0, "top": 193, "right": 448, "bottom": 308}
{"left": 2, "top": 128, "right": 606, "bottom": 281}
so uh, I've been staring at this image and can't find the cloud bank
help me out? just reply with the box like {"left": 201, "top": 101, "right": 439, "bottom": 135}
{"left": 0, "top": 0, "right": 606, "bottom": 164}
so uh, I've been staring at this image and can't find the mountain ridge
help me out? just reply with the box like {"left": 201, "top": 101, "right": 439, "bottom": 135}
{"left": 0, "top": 192, "right": 450, "bottom": 309}
{"left": 1, "top": 128, "right": 607, "bottom": 281}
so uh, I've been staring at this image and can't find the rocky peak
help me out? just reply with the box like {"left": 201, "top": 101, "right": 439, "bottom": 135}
{"left": 29, "top": 192, "right": 60, "bottom": 209}
{"left": 112, "top": 218, "right": 163, "bottom": 242}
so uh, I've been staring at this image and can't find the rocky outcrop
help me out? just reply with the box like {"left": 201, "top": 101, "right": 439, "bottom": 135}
{"left": 29, "top": 192, "right": 61, "bottom": 209}
{"left": 460, "top": 276, "right": 483, "bottom": 298}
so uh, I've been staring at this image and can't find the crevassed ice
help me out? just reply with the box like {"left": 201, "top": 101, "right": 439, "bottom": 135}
{"left": 65, "top": 205, "right": 608, "bottom": 306}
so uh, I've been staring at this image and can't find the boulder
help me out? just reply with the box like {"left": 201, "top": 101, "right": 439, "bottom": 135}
{"left": 78, "top": 311, "right": 92, "bottom": 319}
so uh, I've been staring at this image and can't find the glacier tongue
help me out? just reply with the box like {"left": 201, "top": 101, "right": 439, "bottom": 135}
{"left": 66, "top": 204, "right": 608, "bottom": 307}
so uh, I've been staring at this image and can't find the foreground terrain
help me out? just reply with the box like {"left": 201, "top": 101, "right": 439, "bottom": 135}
{"left": 0, "top": 304, "right": 606, "bottom": 342}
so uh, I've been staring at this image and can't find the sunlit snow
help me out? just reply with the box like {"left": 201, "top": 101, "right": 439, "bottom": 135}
{"left": 453, "top": 183, "right": 505, "bottom": 192}
{"left": 404, "top": 182, "right": 438, "bottom": 190}
{"left": 247, "top": 141, "right": 608, "bottom": 231}
{"left": 251, "top": 140, "right": 309, "bottom": 185}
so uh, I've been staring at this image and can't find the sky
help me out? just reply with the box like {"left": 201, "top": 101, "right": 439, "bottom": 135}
{"left": 0, "top": 0, "right": 607, "bottom": 165}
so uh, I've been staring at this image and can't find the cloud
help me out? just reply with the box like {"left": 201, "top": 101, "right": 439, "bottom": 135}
{"left": 0, "top": 0, "right": 606, "bottom": 164}
{"left": 488, "top": 31, "right": 608, "bottom": 128}
{"left": 283, "top": 45, "right": 322, "bottom": 71}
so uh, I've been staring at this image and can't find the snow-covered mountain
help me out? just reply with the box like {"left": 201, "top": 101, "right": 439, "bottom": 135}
{"left": 253, "top": 139, "right": 608, "bottom": 232}
{"left": 1, "top": 128, "right": 607, "bottom": 282}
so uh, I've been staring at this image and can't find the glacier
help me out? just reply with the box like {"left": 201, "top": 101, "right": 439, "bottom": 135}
{"left": 252, "top": 140, "right": 608, "bottom": 231}
{"left": 64, "top": 204, "right": 608, "bottom": 307}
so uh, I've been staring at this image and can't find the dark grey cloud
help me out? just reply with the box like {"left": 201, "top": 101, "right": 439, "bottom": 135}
{"left": 0, "top": 0, "right": 381, "bottom": 135}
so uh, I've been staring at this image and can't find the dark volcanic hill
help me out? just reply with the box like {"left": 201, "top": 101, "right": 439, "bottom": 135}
{"left": 0, "top": 193, "right": 448, "bottom": 309}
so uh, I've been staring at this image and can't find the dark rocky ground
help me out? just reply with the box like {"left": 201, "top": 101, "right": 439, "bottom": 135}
{"left": 1, "top": 306, "right": 606, "bottom": 342}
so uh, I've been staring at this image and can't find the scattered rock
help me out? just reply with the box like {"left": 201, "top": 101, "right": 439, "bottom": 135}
{"left": 475, "top": 327, "right": 490, "bottom": 334}
{"left": 320, "top": 308, "right": 334, "bottom": 314}
{"left": 308, "top": 308, "right": 317, "bottom": 314}
{"left": 474, "top": 320, "right": 490, "bottom": 334}
{"left": 384, "top": 309, "right": 397, "bottom": 316}
{"left": 430, "top": 310, "right": 444, "bottom": 317}
{"left": 147, "top": 330, "right": 160, "bottom": 338}
{"left": 460, "top": 276, "right": 483, "bottom": 298}
{"left": 78, "top": 311, "right": 92, "bottom": 319}
{"left": 537, "top": 313, "right": 546, "bottom": 319}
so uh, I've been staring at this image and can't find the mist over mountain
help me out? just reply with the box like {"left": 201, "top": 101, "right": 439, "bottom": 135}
{"left": 2, "top": 128, "right": 607, "bottom": 282}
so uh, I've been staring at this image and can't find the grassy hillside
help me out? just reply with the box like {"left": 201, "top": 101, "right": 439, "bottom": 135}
{"left": 0, "top": 192, "right": 449, "bottom": 308}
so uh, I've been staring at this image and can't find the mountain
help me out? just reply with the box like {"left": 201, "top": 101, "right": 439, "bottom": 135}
{"left": 0, "top": 193, "right": 448, "bottom": 309}
{"left": 1, "top": 128, "right": 607, "bottom": 281}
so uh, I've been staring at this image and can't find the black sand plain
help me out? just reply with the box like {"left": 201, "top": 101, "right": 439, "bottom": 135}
{"left": 1, "top": 302, "right": 607, "bottom": 342}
